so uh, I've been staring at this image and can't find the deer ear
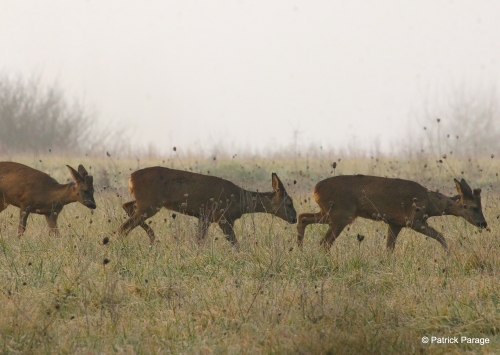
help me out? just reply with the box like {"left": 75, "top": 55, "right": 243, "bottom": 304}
{"left": 454, "top": 179, "right": 464, "bottom": 197}
{"left": 454, "top": 178, "right": 473, "bottom": 198}
{"left": 78, "top": 164, "right": 89, "bottom": 177}
{"left": 272, "top": 173, "right": 285, "bottom": 194}
{"left": 459, "top": 179, "right": 474, "bottom": 198}
{"left": 67, "top": 165, "right": 84, "bottom": 184}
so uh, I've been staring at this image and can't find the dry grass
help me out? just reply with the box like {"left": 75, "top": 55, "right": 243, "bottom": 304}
{"left": 1, "top": 154, "right": 500, "bottom": 354}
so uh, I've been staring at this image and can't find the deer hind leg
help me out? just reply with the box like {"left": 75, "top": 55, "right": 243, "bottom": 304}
{"left": 122, "top": 201, "right": 156, "bottom": 243}
{"left": 412, "top": 220, "right": 449, "bottom": 253}
{"left": 386, "top": 224, "right": 403, "bottom": 251}
{"left": 122, "top": 201, "right": 136, "bottom": 216}
{"left": 45, "top": 213, "right": 61, "bottom": 237}
{"left": 118, "top": 204, "right": 159, "bottom": 244}
{"left": 17, "top": 207, "right": 31, "bottom": 237}
{"left": 320, "top": 212, "right": 352, "bottom": 251}
{"left": 0, "top": 196, "right": 7, "bottom": 214}
{"left": 296, "top": 212, "right": 328, "bottom": 247}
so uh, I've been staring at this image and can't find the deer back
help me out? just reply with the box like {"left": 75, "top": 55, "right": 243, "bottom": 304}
{"left": 0, "top": 162, "right": 61, "bottom": 207}
{"left": 314, "top": 175, "right": 430, "bottom": 225}
{"left": 129, "top": 167, "right": 244, "bottom": 214}
{"left": 0, "top": 162, "right": 96, "bottom": 212}
{"left": 129, "top": 167, "right": 297, "bottom": 223}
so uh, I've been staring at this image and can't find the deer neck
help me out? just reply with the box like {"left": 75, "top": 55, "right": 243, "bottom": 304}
{"left": 49, "top": 183, "right": 77, "bottom": 206}
{"left": 241, "top": 190, "right": 275, "bottom": 215}
{"left": 427, "top": 191, "right": 460, "bottom": 217}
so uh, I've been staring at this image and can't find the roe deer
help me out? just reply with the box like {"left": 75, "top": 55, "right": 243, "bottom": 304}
{"left": 117, "top": 167, "right": 297, "bottom": 244}
{"left": 0, "top": 162, "right": 96, "bottom": 236}
{"left": 297, "top": 175, "right": 487, "bottom": 252}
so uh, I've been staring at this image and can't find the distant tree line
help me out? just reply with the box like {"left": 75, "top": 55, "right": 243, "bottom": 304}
{"left": 0, "top": 73, "right": 114, "bottom": 155}
{"left": 2, "top": 73, "right": 497, "bottom": 158}
{"left": 418, "top": 85, "right": 500, "bottom": 158}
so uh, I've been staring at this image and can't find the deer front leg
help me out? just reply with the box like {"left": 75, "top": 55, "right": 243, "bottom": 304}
{"left": 297, "top": 212, "right": 328, "bottom": 247}
{"left": 218, "top": 220, "right": 237, "bottom": 245}
{"left": 386, "top": 224, "right": 402, "bottom": 251}
{"left": 412, "top": 220, "right": 449, "bottom": 253}
{"left": 197, "top": 216, "right": 211, "bottom": 242}
{"left": 45, "top": 213, "right": 61, "bottom": 237}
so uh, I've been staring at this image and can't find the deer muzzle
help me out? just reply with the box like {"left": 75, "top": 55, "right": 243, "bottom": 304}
{"left": 477, "top": 221, "right": 488, "bottom": 228}
{"left": 84, "top": 200, "right": 97, "bottom": 209}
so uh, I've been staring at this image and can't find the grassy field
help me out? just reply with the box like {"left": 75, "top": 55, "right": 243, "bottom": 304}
{"left": 1, "top": 154, "right": 500, "bottom": 354}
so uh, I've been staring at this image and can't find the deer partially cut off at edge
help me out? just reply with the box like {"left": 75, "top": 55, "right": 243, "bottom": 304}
{"left": 297, "top": 175, "right": 487, "bottom": 253}
{"left": 0, "top": 162, "right": 96, "bottom": 236}
{"left": 117, "top": 167, "right": 297, "bottom": 244}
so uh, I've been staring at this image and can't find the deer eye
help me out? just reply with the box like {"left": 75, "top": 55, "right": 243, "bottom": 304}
{"left": 462, "top": 204, "right": 467, "bottom": 209}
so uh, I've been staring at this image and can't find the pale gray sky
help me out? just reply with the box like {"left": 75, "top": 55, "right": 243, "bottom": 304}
{"left": 1, "top": 1, "right": 499, "bottom": 155}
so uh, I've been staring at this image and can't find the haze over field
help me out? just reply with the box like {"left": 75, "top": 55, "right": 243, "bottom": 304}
{"left": 1, "top": 1, "right": 500, "bottom": 155}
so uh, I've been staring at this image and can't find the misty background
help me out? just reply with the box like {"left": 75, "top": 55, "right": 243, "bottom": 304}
{"left": 1, "top": 1, "right": 500, "bottom": 157}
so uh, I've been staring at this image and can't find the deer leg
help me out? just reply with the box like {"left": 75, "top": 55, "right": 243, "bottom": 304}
{"left": 18, "top": 207, "right": 30, "bottom": 237}
{"left": 45, "top": 213, "right": 61, "bottom": 237}
{"left": 122, "top": 201, "right": 156, "bottom": 243}
{"left": 386, "top": 224, "right": 403, "bottom": 251}
{"left": 197, "top": 216, "right": 211, "bottom": 242}
{"left": 118, "top": 206, "right": 159, "bottom": 244}
{"left": 122, "top": 201, "right": 136, "bottom": 216}
{"left": 0, "top": 198, "right": 7, "bottom": 230}
{"left": 0, "top": 196, "right": 7, "bottom": 213}
{"left": 297, "top": 212, "right": 328, "bottom": 247}
{"left": 320, "top": 213, "right": 350, "bottom": 251}
{"left": 412, "top": 220, "right": 449, "bottom": 253}
{"left": 218, "top": 220, "right": 237, "bottom": 245}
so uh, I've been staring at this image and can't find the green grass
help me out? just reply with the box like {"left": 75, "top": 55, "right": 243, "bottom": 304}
{"left": 0, "top": 155, "right": 499, "bottom": 354}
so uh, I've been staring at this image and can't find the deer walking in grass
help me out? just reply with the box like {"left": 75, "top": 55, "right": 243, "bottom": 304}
{"left": 117, "top": 167, "right": 297, "bottom": 244}
{"left": 297, "top": 175, "right": 487, "bottom": 252}
{"left": 0, "top": 162, "right": 96, "bottom": 236}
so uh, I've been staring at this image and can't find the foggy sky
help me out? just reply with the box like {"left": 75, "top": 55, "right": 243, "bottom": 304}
{"left": 1, "top": 1, "right": 499, "bottom": 155}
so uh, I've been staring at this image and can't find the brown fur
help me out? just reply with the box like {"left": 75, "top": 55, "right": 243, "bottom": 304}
{"left": 117, "top": 167, "right": 297, "bottom": 244}
{"left": 0, "top": 162, "right": 96, "bottom": 236}
{"left": 297, "top": 175, "right": 487, "bottom": 252}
